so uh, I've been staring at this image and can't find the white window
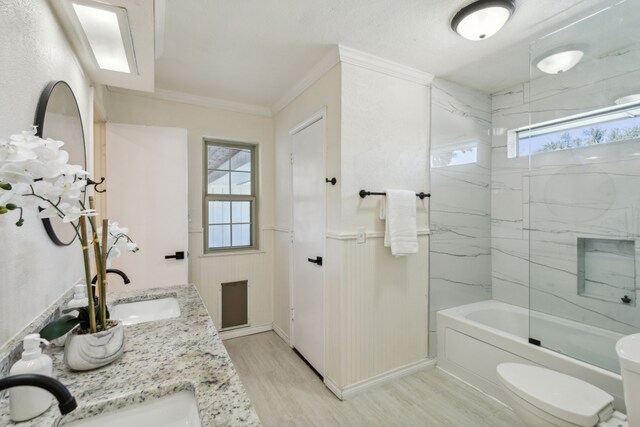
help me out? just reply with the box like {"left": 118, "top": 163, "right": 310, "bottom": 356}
{"left": 204, "top": 139, "right": 257, "bottom": 252}
{"left": 512, "top": 103, "right": 640, "bottom": 157}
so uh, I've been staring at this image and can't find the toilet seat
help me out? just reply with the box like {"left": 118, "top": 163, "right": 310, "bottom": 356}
{"left": 497, "top": 363, "right": 614, "bottom": 427}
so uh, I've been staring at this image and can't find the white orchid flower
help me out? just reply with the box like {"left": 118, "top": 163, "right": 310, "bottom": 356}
{"left": 31, "top": 180, "right": 58, "bottom": 200}
{"left": 37, "top": 202, "right": 68, "bottom": 219}
{"left": 32, "top": 138, "right": 64, "bottom": 161}
{"left": 0, "top": 182, "right": 29, "bottom": 205}
{"left": 62, "top": 205, "right": 96, "bottom": 223}
{"left": 52, "top": 175, "right": 86, "bottom": 200}
{"left": 63, "top": 164, "right": 89, "bottom": 177}
{"left": 0, "top": 138, "right": 38, "bottom": 163}
{"left": 40, "top": 150, "right": 70, "bottom": 179}
{"left": 8, "top": 129, "right": 43, "bottom": 149}
{"left": 0, "top": 162, "right": 40, "bottom": 184}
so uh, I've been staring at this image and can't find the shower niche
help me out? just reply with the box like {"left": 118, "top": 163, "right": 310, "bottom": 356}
{"left": 577, "top": 238, "right": 636, "bottom": 306}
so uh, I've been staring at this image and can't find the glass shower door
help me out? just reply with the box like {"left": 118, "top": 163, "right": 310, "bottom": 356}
{"left": 527, "top": 0, "right": 640, "bottom": 374}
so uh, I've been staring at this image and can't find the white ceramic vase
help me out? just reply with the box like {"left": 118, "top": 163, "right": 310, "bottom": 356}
{"left": 63, "top": 320, "right": 125, "bottom": 371}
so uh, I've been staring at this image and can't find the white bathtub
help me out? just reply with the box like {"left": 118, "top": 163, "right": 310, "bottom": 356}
{"left": 437, "top": 300, "right": 626, "bottom": 411}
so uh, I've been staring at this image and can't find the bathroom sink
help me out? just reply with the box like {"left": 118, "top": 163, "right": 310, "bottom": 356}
{"left": 64, "top": 390, "right": 201, "bottom": 427}
{"left": 110, "top": 297, "right": 181, "bottom": 326}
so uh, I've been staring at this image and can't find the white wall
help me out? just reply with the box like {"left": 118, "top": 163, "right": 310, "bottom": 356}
{"left": 106, "top": 91, "right": 275, "bottom": 330}
{"left": 428, "top": 78, "right": 492, "bottom": 358}
{"left": 0, "top": 1, "right": 93, "bottom": 347}
{"left": 331, "top": 62, "right": 430, "bottom": 389}
{"left": 272, "top": 64, "right": 342, "bottom": 339}
{"left": 274, "top": 55, "right": 431, "bottom": 393}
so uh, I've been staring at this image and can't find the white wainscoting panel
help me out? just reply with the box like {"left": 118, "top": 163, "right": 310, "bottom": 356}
{"left": 327, "top": 235, "right": 429, "bottom": 390}
{"left": 189, "top": 229, "right": 274, "bottom": 330}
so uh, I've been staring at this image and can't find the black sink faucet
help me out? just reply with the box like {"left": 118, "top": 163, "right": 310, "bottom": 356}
{"left": 0, "top": 374, "right": 77, "bottom": 415}
{"left": 91, "top": 269, "right": 131, "bottom": 285}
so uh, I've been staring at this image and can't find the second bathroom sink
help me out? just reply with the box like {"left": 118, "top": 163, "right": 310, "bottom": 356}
{"left": 110, "top": 297, "right": 181, "bottom": 326}
{"left": 64, "top": 390, "right": 201, "bottom": 427}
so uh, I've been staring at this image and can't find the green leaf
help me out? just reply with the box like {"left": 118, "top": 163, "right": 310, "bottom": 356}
{"left": 40, "top": 315, "right": 81, "bottom": 340}
{"left": 62, "top": 305, "right": 88, "bottom": 314}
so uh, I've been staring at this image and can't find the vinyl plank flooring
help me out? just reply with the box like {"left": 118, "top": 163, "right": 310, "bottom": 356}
{"left": 224, "top": 332, "right": 524, "bottom": 427}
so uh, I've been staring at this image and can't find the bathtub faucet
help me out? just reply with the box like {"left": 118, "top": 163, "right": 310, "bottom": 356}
{"left": 0, "top": 374, "right": 77, "bottom": 415}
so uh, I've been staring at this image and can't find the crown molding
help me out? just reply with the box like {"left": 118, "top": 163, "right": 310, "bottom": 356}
{"left": 338, "top": 45, "right": 434, "bottom": 86}
{"left": 271, "top": 44, "right": 434, "bottom": 114}
{"left": 110, "top": 45, "right": 433, "bottom": 117}
{"left": 108, "top": 87, "right": 273, "bottom": 117}
{"left": 271, "top": 46, "right": 341, "bottom": 115}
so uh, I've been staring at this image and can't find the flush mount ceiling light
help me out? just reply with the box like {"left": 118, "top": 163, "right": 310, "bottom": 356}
{"left": 615, "top": 93, "right": 640, "bottom": 105}
{"left": 451, "top": 0, "right": 516, "bottom": 41}
{"left": 535, "top": 50, "right": 584, "bottom": 74}
{"left": 71, "top": 1, "right": 137, "bottom": 74}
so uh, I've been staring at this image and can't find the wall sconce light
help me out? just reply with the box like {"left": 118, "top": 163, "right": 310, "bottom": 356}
{"left": 451, "top": 0, "right": 516, "bottom": 41}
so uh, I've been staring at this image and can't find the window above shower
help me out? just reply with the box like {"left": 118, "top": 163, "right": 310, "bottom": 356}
{"left": 509, "top": 102, "right": 640, "bottom": 158}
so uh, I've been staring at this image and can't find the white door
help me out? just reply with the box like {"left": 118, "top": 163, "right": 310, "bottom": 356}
{"left": 291, "top": 114, "right": 326, "bottom": 376}
{"left": 106, "top": 123, "right": 188, "bottom": 292}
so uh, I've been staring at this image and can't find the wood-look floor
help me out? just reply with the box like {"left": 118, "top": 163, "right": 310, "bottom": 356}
{"left": 224, "top": 332, "right": 523, "bottom": 427}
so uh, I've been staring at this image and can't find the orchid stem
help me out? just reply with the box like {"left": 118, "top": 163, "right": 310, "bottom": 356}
{"left": 79, "top": 217, "right": 97, "bottom": 334}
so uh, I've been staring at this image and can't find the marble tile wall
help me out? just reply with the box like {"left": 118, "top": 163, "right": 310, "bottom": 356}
{"left": 491, "top": 25, "right": 640, "bottom": 336}
{"left": 429, "top": 79, "right": 492, "bottom": 357}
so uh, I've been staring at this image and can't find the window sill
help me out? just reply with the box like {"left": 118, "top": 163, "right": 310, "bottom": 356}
{"left": 199, "top": 249, "right": 265, "bottom": 258}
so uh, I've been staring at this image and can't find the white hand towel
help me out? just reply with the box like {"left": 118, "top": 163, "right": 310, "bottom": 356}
{"left": 384, "top": 189, "right": 418, "bottom": 257}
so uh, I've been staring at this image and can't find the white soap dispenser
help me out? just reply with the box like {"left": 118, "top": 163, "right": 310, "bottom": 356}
{"left": 9, "top": 334, "right": 54, "bottom": 422}
{"left": 52, "top": 284, "right": 87, "bottom": 347}
{"left": 66, "top": 284, "right": 88, "bottom": 314}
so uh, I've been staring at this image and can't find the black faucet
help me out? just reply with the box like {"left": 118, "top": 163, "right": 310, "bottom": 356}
{"left": 90, "top": 269, "right": 130, "bottom": 303}
{"left": 0, "top": 374, "right": 77, "bottom": 415}
{"left": 91, "top": 269, "right": 130, "bottom": 285}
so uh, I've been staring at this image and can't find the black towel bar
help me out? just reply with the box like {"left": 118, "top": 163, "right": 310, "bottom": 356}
{"left": 359, "top": 190, "right": 430, "bottom": 200}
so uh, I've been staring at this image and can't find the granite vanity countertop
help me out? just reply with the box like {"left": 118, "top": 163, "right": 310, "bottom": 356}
{"left": 0, "top": 284, "right": 261, "bottom": 426}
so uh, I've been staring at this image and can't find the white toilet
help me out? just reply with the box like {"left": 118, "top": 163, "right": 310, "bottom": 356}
{"left": 496, "top": 333, "right": 640, "bottom": 427}
{"left": 617, "top": 334, "right": 640, "bottom": 427}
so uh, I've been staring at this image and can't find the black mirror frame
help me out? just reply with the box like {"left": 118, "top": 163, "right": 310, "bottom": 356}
{"left": 34, "top": 80, "right": 87, "bottom": 247}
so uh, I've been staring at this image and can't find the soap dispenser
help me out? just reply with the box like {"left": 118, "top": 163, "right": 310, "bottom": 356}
{"left": 52, "top": 284, "right": 87, "bottom": 347}
{"left": 66, "top": 284, "right": 88, "bottom": 314}
{"left": 9, "top": 334, "right": 54, "bottom": 422}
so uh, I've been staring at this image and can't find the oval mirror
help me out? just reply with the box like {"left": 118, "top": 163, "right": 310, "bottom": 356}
{"left": 34, "top": 81, "right": 86, "bottom": 246}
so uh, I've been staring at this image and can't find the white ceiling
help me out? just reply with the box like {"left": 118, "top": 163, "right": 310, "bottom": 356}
{"left": 154, "top": 0, "right": 618, "bottom": 109}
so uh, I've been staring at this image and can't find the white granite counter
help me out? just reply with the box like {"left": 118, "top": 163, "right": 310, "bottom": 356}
{"left": 0, "top": 285, "right": 261, "bottom": 426}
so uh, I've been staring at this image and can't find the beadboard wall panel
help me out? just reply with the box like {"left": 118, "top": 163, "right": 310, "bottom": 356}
{"left": 272, "top": 229, "right": 291, "bottom": 339}
{"left": 331, "top": 235, "right": 429, "bottom": 388}
{"left": 190, "top": 230, "right": 274, "bottom": 330}
{"left": 324, "top": 237, "right": 344, "bottom": 386}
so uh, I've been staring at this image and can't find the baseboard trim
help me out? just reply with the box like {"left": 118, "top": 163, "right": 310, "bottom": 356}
{"left": 340, "top": 358, "right": 436, "bottom": 399}
{"left": 324, "top": 377, "right": 343, "bottom": 400}
{"left": 272, "top": 322, "right": 290, "bottom": 345}
{"left": 219, "top": 323, "right": 272, "bottom": 340}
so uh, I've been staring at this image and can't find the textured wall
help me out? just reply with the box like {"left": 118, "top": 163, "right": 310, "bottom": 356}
{"left": 428, "top": 79, "right": 492, "bottom": 358}
{"left": 273, "top": 59, "right": 431, "bottom": 391}
{"left": 332, "top": 62, "right": 431, "bottom": 388}
{"left": 106, "top": 91, "right": 275, "bottom": 330}
{"left": 0, "top": 1, "right": 92, "bottom": 346}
